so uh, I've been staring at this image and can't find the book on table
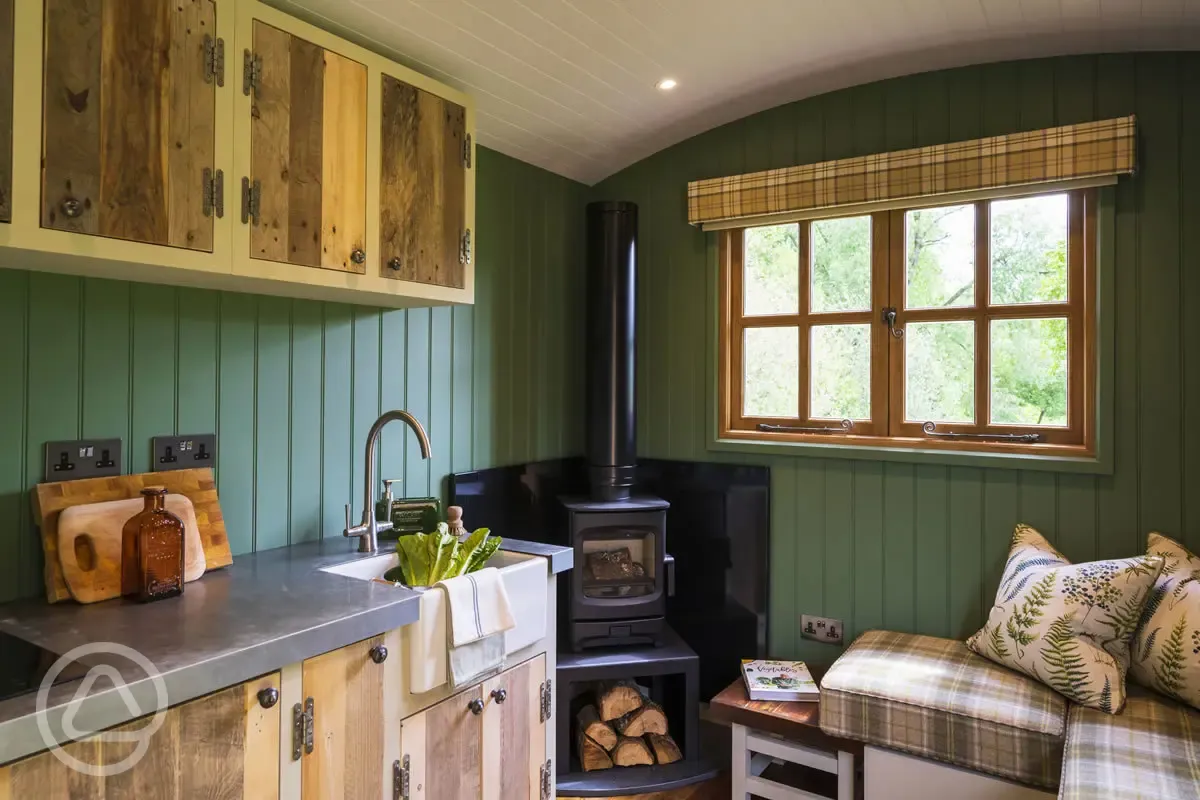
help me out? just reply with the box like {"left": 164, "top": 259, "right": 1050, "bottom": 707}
{"left": 741, "top": 659, "right": 820, "bottom": 702}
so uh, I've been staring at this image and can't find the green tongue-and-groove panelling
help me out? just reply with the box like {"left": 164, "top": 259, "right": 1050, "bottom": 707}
{"left": 0, "top": 147, "right": 587, "bottom": 603}
{"left": 593, "top": 53, "right": 1200, "bottom": 665}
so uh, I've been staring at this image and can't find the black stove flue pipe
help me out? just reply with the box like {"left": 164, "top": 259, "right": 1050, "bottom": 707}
{"left": 585, "top": 201, "right": 638, "bottom": 502}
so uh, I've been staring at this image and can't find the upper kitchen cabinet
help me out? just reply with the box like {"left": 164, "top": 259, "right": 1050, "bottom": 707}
{"left": 41, "top": 0, "right": 220, "bottom": 250}
{"left": 379, "top": 73, "right": 468, "bottom": 289}
{"left": 0, "top": 0, "right": 12, "bottom": 223}
{"left": 245, "top": 19, "right": 367, "bottom": 273}
{"left": 231, "top": 0, "right": 475, "bottom": 306}
{"left": 0, "top": 0, "right": 474, "bottom": 307}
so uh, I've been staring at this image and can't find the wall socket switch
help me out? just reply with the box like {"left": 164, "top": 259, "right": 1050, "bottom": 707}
{"left": 801, "top": 614, "right": 844, "bottom": 644}
{"left": 43, "top": 439, "right": 123, "bottom": 482}
{"left": 152, "top": 434, "right": 217, "bottom": 472}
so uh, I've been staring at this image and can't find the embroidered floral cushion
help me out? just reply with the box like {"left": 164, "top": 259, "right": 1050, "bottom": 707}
{"left": 1129, "top": 533, "right": 1200, "bottom": 710}
{"left": 967, "top": 524, "right": 1163, "bottom": 713}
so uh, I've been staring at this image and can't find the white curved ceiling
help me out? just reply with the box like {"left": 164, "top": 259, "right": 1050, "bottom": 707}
{"left": 275, "top": 0, "right": 1200, "bottom": 184}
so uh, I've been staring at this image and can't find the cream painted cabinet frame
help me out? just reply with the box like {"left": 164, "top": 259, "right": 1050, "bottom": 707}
{"left": 0, "top": 0, "right": 237, "bottom": 284}
{"left": 230, "top": 0, "right": 476, "bottom": 307}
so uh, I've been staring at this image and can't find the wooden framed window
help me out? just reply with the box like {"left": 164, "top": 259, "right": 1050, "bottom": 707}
{"left": 718, "top": 188, "right": 1097, "bottom": 456}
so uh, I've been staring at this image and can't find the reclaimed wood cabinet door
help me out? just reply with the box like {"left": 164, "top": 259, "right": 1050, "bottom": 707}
{"left": 0, "top": 672, "right": 281, "bottom": 799}
{"left": 40, "top": 0, "right": 220, "bottom": 250}
{"left": 379, "top": 72, "right": 468, "bottom": 288}
{"left": 300, "top": 633, "right": 387, "bottom": 800}
{"left": 399, "top": 682, "right": 485, "bottom": 800}
{"left": 247, "top": 19, "right": 367, "bottom": 274}
{"left": 0, "top": 0, "right": 11, "bottom": 223}
{"left": 481, "top": 654, "right": 547, "bottom": 800}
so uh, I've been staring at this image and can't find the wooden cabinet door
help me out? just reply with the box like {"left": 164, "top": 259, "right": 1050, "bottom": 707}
{"left": 0, "top": 0, "right": 12, "bottom": 223}
{"left": 0, "top": 672, "right": 281, "bottom": 799}
{"left": 379, "top": 73, "right": 467, "bottom": 288}
{"left": 482, "top": 655, "right": 547, "bottom": 800}
{"left": 248, "top": 19, "right": 367, "bottom": 273}
{"left": 300, "top": 633, "right": 387, "bottom": 800}
{"left": 400, "top": 683, "right": 485, "bottom": 800}
{"left": 41, "top": 0, "right": 219, "bottom": 250}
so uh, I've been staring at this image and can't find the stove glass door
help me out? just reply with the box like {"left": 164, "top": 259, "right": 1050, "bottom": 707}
{"left": 580, "top": 526, "right": 657, "bottom": 598}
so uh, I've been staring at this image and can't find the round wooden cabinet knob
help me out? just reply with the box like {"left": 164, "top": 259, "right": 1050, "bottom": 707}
{"left": 350, "top": 248, "right": 366, "bottom": 265}
{"left": 387, "top": 257, "right": 403, "bottom": 272}
{"left": 257, "top": 687, "right": 280, "bottom": 709}
{"left": 491, "top": 688, "right": 507, "bottom": 704}
{"left": 60, "top": 198, "right": 83, "bottom": 219}
{"left": 369, "top": 644, "right": 388, "bottom": 664}
{"left": 467, "top": 697, "right": 485, "bottom": 715}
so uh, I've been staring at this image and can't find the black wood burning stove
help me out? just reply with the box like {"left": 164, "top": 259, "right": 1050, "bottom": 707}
{"left": 563, "top": 496, "right": 670, "bottom": 650}
{"left": 562, "top": 201, "right": 673, "bottom": 651}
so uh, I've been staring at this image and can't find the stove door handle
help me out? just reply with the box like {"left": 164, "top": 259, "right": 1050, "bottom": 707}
{"left": 664, "top": 553, "right": 675, "bottom": 598}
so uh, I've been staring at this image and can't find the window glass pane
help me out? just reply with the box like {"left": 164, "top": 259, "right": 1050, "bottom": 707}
{"left": 990, "top": 194, "right": 1069, "bottom": 305}
{"left": 991, "top": 318, "right": 1068, "bottom": 426}
{"left": 810, "top": 324, "right": 871, "bottom": 420}
{"left": 905, "top": 204, "right": 975, "bottom": 309}
{"left": 744, "top": 224, "right": 799, "bottom": 315}
{"left": 905, "top": 321, "right": 975, "bottom": 423}
{"left": 744, "top": 327, "right": 799, "bottom": 417}
{"left": 811, "top": 215, "right": 871, "bottom": 313}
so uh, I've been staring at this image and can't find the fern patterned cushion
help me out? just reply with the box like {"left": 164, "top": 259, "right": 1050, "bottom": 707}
{"left": 966, "top": 524, "right": 1163, "bottom": 714}
{"left": 1128, "top": 532, "right": 1200, "bottom": 710}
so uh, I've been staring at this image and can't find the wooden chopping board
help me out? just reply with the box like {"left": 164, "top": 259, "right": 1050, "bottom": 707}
{"left": 33, "top": 468, "right": 233, "bottom": 604}
{"left": 57, "top": 495, "right": 207, "bottom": 603}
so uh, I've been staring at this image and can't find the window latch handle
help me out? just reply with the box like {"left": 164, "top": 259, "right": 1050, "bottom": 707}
{"left": 882, "top": 307, "right": 904, "bottom": 339}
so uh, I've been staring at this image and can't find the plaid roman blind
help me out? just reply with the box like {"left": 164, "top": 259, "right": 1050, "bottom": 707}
{"left": 687, "top": 115, "right": 1136, "bottom": 228}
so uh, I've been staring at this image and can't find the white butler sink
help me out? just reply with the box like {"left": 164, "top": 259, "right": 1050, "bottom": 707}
{"left": 321, "top": 549, "right": 549, "bottom": 694}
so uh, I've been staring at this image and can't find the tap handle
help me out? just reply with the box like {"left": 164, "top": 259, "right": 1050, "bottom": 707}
{"left": 343, "top": 503, "right": 354, "bottom": 537}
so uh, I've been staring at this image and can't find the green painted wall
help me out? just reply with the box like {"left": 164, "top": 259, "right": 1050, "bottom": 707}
{"left": 595, "top": 53, "right": 1200, "bottom": 665}
{"left": 0, "top": 147, "right": 587, "bottom": 604}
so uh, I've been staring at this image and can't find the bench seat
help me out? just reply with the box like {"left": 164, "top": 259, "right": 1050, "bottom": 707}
{"left": 819, "top": 630, "right": 1067, "bottom": 790}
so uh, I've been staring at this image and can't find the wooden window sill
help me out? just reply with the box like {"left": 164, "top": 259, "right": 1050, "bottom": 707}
{"left": 708, "top": 430, "right": 1112, "bottom": 475}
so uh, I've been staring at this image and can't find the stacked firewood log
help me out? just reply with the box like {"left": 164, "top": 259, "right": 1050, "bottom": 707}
{"left": 576, "top": 682, "right": 683, "bottom": 771}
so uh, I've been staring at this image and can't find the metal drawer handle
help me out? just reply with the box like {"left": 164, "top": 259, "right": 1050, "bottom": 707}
{"left": 369, "top": 644, "right": 388, "bottom": 664}
{"left": 387, "top": 257, "right": 403, "bottom": 272}
{"left": 491, "top": 688, "right": 507, "bottom": 704}
{"left": 350, "top": 248, "right": 366, "bottom": 265}
{"left": 257, "top": 687, "right": 279, "bottom": 709}
{"left": 467, "top": 697, "right": 484, "bottom": 715}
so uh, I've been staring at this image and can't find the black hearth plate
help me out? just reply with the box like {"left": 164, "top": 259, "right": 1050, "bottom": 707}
{"left": 557, "top": 759, "right": 719, "bottom": 797}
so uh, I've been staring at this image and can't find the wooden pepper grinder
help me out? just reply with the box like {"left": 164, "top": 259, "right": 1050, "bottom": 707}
{"left": 447, "top": 506, "right": 466, "bottom": 539}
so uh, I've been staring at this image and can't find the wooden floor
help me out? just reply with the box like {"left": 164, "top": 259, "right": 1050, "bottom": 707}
{"left": 560, "top": 773, "right": 730, "bottom": 800}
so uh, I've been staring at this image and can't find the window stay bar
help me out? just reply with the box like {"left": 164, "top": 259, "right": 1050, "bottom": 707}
{"left": 921, "top": 422, "right": 1041, "bottom": 443}
{"left": 757, "top": 419, "right": 853, "bottom": 434}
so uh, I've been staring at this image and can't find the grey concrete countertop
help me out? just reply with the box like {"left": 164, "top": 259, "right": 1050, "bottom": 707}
{"left": 0, "top": 536, "right": 572, "bottom": 766}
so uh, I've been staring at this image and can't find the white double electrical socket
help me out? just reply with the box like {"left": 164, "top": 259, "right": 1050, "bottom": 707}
{"left": 800, "top": 614, "right": 844, "bottom": 644}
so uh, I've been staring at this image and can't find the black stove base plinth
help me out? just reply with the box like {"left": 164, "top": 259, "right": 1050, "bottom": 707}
{"left": 557, "top": 758, "right": 720, "bottom": 797}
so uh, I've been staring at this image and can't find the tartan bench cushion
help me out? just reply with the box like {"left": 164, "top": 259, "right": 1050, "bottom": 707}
{"left": 1058, "top": 685, "right": 1200, "bottom": 799}
{"left": 820, "top": 629, "right": 1067, "bottom": 789}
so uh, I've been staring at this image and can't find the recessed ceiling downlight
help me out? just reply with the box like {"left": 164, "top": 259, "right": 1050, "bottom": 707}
{"left": 656, "top": 78, "right": 678, "bottom": 91}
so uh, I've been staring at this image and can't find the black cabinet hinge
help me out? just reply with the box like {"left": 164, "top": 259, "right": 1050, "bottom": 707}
{"left": 243, "top": 49, "right": 262, "bottom": 96}
{"left": 203, "top": 34, "right": 225, "bottom": 86}
{"left": 393, "top": 756, "right": 410, "bottom": 800}
{"left": 463, "top": 134, "right": 472, "bottom": 169}
{"left": 241, "top": 177, "right": 261, "bottom": 225}
{"left": 292, "top": 697, "right": 314, "bottom": 760}
{"left": 203, "top": 168, "right": 224, "bottom": 218}
{"left": 539, "top": 679, "right": 552, "bottom": 723}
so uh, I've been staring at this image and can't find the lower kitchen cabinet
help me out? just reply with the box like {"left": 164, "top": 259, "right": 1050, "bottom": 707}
{"left": 399, "top": 654, "right": 547, "bottom": 800}
{"left": 298, "top": 633, "right": 389, "bottom": 800}
{"left": 0, "top": 672, "right": 282, "bottom": 799}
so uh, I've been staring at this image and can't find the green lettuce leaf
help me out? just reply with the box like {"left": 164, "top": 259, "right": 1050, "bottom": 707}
{"left": 466, "top": 535, "right": 502, "bottom": 574}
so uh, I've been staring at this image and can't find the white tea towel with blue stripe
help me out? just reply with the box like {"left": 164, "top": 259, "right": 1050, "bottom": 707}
{"left": 437, "top": 567, "right": 515, "bottom": 687}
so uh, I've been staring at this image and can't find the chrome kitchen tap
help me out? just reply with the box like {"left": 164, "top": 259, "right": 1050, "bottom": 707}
{"left": 344, "top": 410, "right": 432, "bottom": 553}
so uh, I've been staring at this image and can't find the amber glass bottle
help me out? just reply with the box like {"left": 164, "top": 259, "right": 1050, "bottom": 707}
{"left": 120, "top": 488, "right": 185, "bottom": 602}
